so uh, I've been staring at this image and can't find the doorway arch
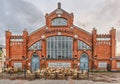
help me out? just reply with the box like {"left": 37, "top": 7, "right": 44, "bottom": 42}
{"left": 80, "top": 53, "right": 89, "bottom": 70}
{"left": 31, "top": 53, "right": 40, "bottom": 71}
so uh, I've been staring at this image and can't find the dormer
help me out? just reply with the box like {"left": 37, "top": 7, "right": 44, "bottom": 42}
{"left": 45, "top": 2, "right": 74, "bottom": 28}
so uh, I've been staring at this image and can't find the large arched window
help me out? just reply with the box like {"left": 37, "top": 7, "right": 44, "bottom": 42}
{"left": 29, "top": 40, "right": 42, "bottom": 50}
{"left": 78, "top": 40, "right": 91, "bottom": 50}
{"left": 51, "top": 18, "right": 67, "bottom": 26}
{"left": 47, "top": 36, "right": 73, "bottom": 59}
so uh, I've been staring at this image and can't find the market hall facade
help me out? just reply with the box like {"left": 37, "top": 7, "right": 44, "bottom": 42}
{"left": 5, "top": 3, "right": 120, "bottom": 71}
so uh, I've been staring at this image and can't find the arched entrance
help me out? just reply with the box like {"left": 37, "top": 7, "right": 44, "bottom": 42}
{"left": 80, "top": 53, "right": 89, "bottom": 70}
{"left": 31, "top": 53, "right": 40, "bottom": 71}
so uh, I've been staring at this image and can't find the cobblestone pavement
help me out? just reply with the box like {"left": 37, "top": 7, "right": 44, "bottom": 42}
{"left": 0, "top": 72, "right": 120, "bottom": 84}
{"left": 0, "top": 79, "right": 119, "bottom": 84}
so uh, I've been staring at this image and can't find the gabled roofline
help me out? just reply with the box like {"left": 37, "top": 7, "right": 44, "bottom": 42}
{"left": 46, "top": 3, "right": 73, "bottom": 17}
{"left": 29, "top": 26, "right": 46, "bottom": 35}
{"left": 47, "top": 8, "right": 72, "bottom": 16}
{"left": 73, "top": 25, "right": 91, "bottom": 35}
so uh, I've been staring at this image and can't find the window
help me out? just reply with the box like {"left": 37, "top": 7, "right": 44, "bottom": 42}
{"left": 47, "top": 36, "right": 73, "bottom": 59}
{"left": 29, "top": 40, "right": 42, "bottom": 50}
{"left": 78, "top": 40, "right": 91, "bottom": 50}
{"left": 52, "top": 18, "right": 67, "bottom": 26}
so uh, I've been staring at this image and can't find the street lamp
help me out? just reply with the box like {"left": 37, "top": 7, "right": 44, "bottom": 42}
{"left": 2, "top": 62, "right": 6, "bottom": 79}
{"left": 87, "top": 59, "right": 89, "bottom": 79}
{"left": 22, "top": 56, "right": 27, "bottom": 79}
{"left": 41, "top": 56, "right": 45, "bottom": 69}
{"left": 93, "top": 55, "right": 97, "bottom": 70}
{"left": 108, "top": 58, "right": 113, "bottom": 71}
{"left": 7, "top": 58, "right": 12, "bottom": 76}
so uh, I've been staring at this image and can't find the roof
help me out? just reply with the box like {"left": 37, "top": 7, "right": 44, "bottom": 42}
{"left": 46, "top": 2, "right": 73, "bottom": 17}
{"left": 73, "top": 25, "right": 91, "bottom": 35}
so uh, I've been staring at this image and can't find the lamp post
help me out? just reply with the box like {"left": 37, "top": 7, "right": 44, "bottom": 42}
{"left": 93, "top": 55, "right": 97, "bottom": 70}
{"left": 87, "top": 60, "right": 89, "bottom": 79}
{"left": 22, "top": 56, "right": 27, "bottom": 79}
{"left": 8, "top": 58, "right": 12, "bottom": 76}
{"left": 109, "top": 58, "right": 112, "bottom": 71}
{"left": 2, "top": 62, "right": 6, "bottom": 79}
{"left": 41, "top": 56, "right": 45, "bottom": 69}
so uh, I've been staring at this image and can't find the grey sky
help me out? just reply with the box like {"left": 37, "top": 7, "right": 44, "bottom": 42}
{"left": 0, "top": 0, "right": 120, "bottom": 55}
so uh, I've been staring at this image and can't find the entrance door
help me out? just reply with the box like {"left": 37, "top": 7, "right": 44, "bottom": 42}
{"left": 80, "top": 53, "right": 89, "bottom": 70}
{"left": 31, "top": 53, "right": 40, "bottom": 71}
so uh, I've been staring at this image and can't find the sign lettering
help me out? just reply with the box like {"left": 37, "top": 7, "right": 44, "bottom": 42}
{"left": 48, "top": 62, "right": 71, "bottom": 68}
{"left": 14, "top": 62, "right": 22, "bottom": 68}
{"left": 98, "top": 62, "right": 107, "bottom": 68}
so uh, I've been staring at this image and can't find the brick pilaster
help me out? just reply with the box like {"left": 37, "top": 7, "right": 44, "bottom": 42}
{"left": 6, "top": 29, "right": 11, "bottom": 67}
{"left": 110, "top": 27, "right": 116, "bottom": 71}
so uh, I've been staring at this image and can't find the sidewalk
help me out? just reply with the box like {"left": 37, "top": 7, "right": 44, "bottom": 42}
{"left": 0, "top": 79, "right": 119, "bottom": 84}
{"left": 0, "top": 72, "right": 120, "bottom": 84}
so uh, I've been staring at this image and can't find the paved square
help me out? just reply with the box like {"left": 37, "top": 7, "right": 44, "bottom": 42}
{"left": 0, "top": 72, "right": 120, "bottom": 84}
{"left": 0, "top": 79, "right": 120, "bottom": 84}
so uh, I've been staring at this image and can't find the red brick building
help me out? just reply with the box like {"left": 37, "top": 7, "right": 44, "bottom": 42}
{"left": 5, "top": 3, "right": 120, "bottom": 71}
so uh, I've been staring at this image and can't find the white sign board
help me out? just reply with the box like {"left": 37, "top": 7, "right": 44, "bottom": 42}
{"left": 48, "top": 62, "right": 71, "bottom": 68}
{"left": 14, "top": 62, "right": 22, "bottom": 68}
{"left": 98, "top": 62, "right": 107, "bottom": 68}
{"left": 117, "top": 62, "right": 120, "bottom": 68}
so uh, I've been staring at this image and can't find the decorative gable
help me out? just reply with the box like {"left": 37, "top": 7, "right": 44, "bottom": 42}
{"left": 45, "top": 2, "right": 74, "bottom": 28}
